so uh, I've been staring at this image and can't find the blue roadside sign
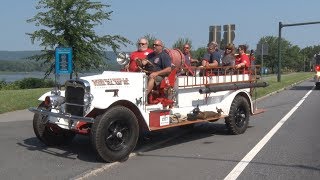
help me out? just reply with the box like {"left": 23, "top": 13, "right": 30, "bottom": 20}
{"left": 55, "top": 47, "right": 72, "bottom": 74}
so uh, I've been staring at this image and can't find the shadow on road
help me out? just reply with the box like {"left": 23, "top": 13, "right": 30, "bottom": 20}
{"left": 16, "top": 121, "right": 251, "bottom": 163}
{"left": 17, "top": 135, "right": 103, "bottom": 163}
{"left": 135, "top": 122, "right": 253, "bottom": 152}
{"left": 289, "top": 85, "right": 313, "bottom": 90}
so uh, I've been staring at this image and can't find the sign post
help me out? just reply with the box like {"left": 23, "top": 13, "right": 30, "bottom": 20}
{"left": 55, "top": 47, "right": 73, "bottom": 87}
{"left": 256, "top": 43, "right": 268, "bottom": 75}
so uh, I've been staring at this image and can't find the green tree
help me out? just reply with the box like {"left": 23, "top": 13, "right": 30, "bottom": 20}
{"left": 301, "top": 45, "right": 320, "bottom": 71}
{"left": 172, "top": 38, "right": 192, "bottom": 51}
{"left": 285, "top": 45, "right": 302, "bottom": 72}
{"left": 192, "top": 47, "right": 207, "bottom": 61}
{"left": 143, "top": 34, "right": 157, "bottom": 49}
{"left": 256, "top": 36, "right": 293, "bottom": 73}
{"left": 27, "top": 0, "right": 131, "bottom": 78}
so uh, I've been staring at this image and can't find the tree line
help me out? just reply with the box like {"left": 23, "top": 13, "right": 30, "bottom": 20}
{"left": 17, "top": 0, "right": 320, "bottom": 76}
{"left": 0, "top": 60, "right": 48, "bottom": 72}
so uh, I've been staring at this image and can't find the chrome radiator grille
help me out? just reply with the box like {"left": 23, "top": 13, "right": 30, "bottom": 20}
{"left": 65, "top": 80, "right": 90, "bottom": 116}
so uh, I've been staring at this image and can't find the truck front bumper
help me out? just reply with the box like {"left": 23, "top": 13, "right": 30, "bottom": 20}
{"left": 29, "top": 107, "right": 94, "bottom": 123}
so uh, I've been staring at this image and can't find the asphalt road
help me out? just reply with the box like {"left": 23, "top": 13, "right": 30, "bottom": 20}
{"left": 0, "top": 79, "right": 319, "bottom": 180}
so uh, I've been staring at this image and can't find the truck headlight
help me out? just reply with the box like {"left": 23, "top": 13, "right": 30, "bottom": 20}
{"left": 44, "top": 95, "right": 65, "bottom": 108}
{"left": 84, "top": 93, "right": 93, "bottom": 106}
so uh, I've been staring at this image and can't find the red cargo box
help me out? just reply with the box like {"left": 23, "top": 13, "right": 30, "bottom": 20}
{"left": 149, "top": 110, "right": 170, "bottom": 127}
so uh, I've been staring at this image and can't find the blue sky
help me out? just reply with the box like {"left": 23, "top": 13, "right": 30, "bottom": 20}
{"left": 0, "top": 0, "right": 319, "bottom": 51}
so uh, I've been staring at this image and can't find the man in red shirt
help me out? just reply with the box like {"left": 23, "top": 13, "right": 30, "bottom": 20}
{"left": 235, "top": 45, "right": 250, "bottom": 72}
{"left": 127, "top": 37, "right": 153, "bottom": 72}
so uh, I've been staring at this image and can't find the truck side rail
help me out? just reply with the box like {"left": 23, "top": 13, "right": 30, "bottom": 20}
{"left": 178, "top": 65, "right": 261, "bottom": 88}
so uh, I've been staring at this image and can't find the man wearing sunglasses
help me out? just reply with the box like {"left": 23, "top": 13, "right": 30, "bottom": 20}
{"left": 128, "top": 37, "right": 153, "bottom": 72}
{"left": 183, "top": 44, "right": 198, "bottom": 66}
{"left": 140, "top": 39, "right": 172, "bottom": 95}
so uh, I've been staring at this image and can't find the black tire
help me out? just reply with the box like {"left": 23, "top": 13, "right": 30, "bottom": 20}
{"left": 33, "top": 103, "right": 76, "bottom": 146}
{"left": 225, "top": 96, "right": 250, "bottom": 135}
{"left": 91, "top": 106, "right": 139, "bottom": 162}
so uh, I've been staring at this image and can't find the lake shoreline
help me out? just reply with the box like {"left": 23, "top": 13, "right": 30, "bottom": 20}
{"left": 0, "top": 71, "right": 101, "bottom": 82}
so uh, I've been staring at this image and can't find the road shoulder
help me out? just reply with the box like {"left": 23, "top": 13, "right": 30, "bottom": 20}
{"left": 0, "top": 109, "right": 33, "bottom": 122}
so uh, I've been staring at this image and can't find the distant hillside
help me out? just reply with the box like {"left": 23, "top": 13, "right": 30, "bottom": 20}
{"left": 0, "top": 51, "right": 39, "bottom": 61}
{"left": 0, "top": 50, "right": 118, "bottom": 61}
{"left": 0, "top": 50, "right": 122, "bottom": 71}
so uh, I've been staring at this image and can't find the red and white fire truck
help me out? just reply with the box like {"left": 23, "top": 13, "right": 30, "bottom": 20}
{"left": 29, "top": 49, "right": 267, "bottom": 162}
{"left": 314, "top": 54, "right": 320, "bottom": 89}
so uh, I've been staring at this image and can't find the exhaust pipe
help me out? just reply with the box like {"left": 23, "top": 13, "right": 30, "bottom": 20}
{"left": 199, "top": 82, "right": 269, "bottom": 94}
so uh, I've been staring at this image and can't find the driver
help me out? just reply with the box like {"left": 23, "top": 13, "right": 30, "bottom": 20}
{"left": 139, "top": 39, "right": 172, "bottom": 95}
{"left": 128, "top": 37, "right": 153, "bottom": 72}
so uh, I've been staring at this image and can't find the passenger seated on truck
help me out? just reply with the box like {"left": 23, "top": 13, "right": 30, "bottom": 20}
{"left": 235, "top": 45, "right": 251, "bottom": 74}
{"left": 138, "top": 39, "right": 172, "bottom": 95}
{"left": 221, "top": 43, "right": 236, "bottom": 74}
{"left": 200, "top": 41, "right": 221, "bottom": 76}
{"left": 183, "top": 43, "right": 199, "bottom": 67}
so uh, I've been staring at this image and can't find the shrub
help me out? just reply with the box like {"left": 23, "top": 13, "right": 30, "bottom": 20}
{"left": 0, "top": 78, "right": 55, "bottom": 90}
{"left": 0, "top": 79, "right": 7, "bottom": 90}
{"left": 1, "top": 82, "right": 20, "bottom": 90}
{"left": 18, "top": 78, "right": 55, "bottom": 89}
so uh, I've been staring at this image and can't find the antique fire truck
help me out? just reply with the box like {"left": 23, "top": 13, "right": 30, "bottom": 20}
{"left": 29, "top": 49, "right": 267, "bottom": 162}
{"left": 314, "top": 53, "right": 320, "bottom": 89}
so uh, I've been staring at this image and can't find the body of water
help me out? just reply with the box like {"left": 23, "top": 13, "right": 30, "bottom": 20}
{"left": 0, "top": 72, "right": 101, "bottom": 83}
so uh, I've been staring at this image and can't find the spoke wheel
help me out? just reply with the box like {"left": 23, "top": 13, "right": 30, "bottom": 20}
{"left": 91, "top": 106, "right": 139, "bottom": 162}
{"left": 225, "top": 96, "right": 250, "bottom": 135}
{"left": 235, "top": 107, "right": 247, "bottom": 128}
{"left": 105, "top": 120, "right": 130, "bottom": 151}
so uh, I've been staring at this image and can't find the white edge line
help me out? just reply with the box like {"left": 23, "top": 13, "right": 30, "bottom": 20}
{"left": 73, "top": 130, "right": 188, "bottom": 180}
{"left": 224, "top": 87, "right": 314, "bottom": 180}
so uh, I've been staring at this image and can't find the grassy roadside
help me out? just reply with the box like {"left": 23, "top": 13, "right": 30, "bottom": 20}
{"left": 0, "top": 72, "right": 314, "bottom": 114}
{"left": 255, "top": 72, "right": 313, "bottom": 99}
{"left": 0, "top": 88, "right": 50, "bottom": 114}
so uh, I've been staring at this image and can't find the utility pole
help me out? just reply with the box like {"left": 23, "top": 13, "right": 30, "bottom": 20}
{"left": 277, "top": 22, "right": 282, "bottom": 82}
{"left": 261, "top": 43, "right": 264, "bottom": 75}
{"left": 256, "top": 41, "right": 268, "bottom": 75}
{"left": 303, "top": 55, "right": 306, "bottom": 72}
{"left": 277, "top": 21, "right": 320, "bottom": 82}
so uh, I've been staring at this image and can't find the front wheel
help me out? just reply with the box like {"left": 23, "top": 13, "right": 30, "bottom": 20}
{"left": 225, "top": 96, "right": 250, "bottom": 135}
{"left": 91, "top": 106, "right": 139, "bottom": 162}
{"left": 33, "top": 103, "right": 76, "bottom": 146}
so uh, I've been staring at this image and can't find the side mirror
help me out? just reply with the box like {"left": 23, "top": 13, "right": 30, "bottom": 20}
{"left": 116, "top": 52, "right": 130, "bottom": 66}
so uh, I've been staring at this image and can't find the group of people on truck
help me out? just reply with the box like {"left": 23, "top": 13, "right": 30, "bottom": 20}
{"left": 123, "top": 37, "right": 255, "bottom": 95}
{"left": 184, "top": 41, "right": 252, "bottom": 72}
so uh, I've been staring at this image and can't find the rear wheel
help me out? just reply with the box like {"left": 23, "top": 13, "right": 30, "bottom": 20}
{"left": 225, "top": 96, "right": 250, "bottom": 135}
{"left": 91, "top": 106, "right": 139, "bottom": 162}
{"left": 33, "top": 103, "right": 75, "bottom": 146}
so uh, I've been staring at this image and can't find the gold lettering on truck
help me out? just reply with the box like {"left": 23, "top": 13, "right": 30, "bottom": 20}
{"left": 92, "top": 78, "right": 130, "bottom": 86}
